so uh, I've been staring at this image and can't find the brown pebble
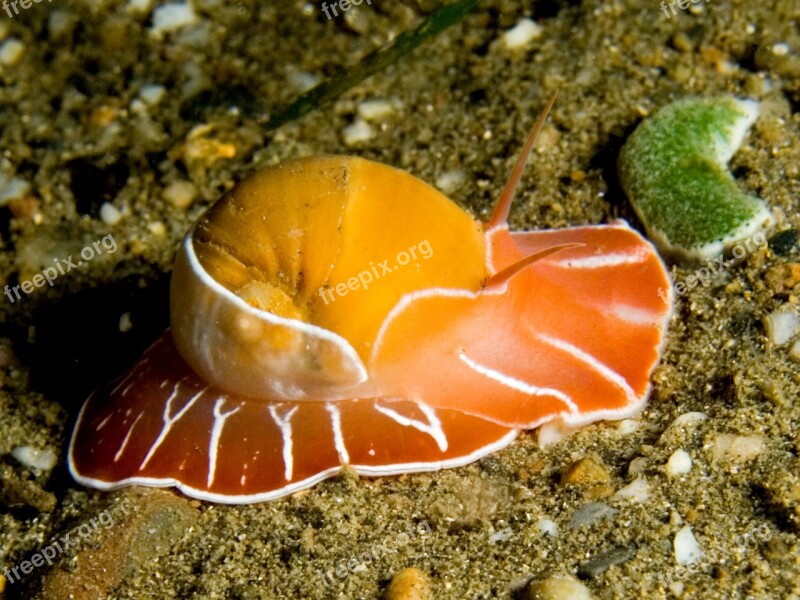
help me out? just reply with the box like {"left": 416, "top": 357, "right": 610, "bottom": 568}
{"left": 560, "top": 456, "right": 611, "bottom": 487}
{"left": 765, "top": 263, "right": 800, "bottom": 293}
{"left": 384, "top": 567, "right": 431, "bottom": 600}
{"left": 8, "top": 196, "right": 41, "bottom": 220}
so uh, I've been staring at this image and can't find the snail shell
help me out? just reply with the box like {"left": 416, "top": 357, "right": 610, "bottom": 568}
{"left": 170, "top": 156, "right": 485, "bottom": 401}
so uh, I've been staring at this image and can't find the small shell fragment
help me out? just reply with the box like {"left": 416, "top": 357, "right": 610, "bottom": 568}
{"left": 666, "top": 449, "right": 692, "bottom": 476}
{"left": 674, "top": 525, "right": 703, "bottom": 565}
{"left": 11, "top": 446, "right": 58, "bottom": 470}
{"left": 763, "top": 308, "right": 800, "bottom": 346}
{"left": 502, "top": 18, "right": 542, "bottom": 50}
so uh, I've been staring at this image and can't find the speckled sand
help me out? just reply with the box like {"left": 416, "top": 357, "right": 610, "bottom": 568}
{"left": 0, "top": 1, "right": 799, "bottom": 599}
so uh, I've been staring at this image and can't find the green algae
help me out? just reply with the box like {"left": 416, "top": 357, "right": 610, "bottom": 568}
{"left": 618, "top": 97, "right": 773, "bottom": 261}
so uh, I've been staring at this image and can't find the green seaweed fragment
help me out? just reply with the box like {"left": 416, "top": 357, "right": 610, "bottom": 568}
{"left": 618, "top": 96, "right": 772, "bottom": 260}
{"left": 265, "top": 0, "right": 481, "bottom": 130}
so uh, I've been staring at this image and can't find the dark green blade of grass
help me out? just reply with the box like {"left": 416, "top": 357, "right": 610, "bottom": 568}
{"left": 264, "top": 0, "right": 481, "bottom": 130}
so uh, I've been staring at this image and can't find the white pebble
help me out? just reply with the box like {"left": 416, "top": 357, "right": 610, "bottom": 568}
{"left": 772, "top": 42, "right": 790, "bottom": 56}
{"left": 669, "top": 412, "right": 708, "bottom": 429}
{"left": 435, "top": 169, "right": 466, "bottom": 195}
{"left": 711, "top": 434, "right": 765, "bottom": 463}
{"left": 537, "top": 421, "right": 579, "bottom": 448}
{"left": 0, "top": 176, "right": 31, "bottom": 205}
{"left": 163, "top": 180, "right": 197, "bottom": 209}
{"left": 342, "top": 119, "right": 374, "bottom": 146}
{"left": 616, "top": 418, "right": 640, "bottom": 435}
{"left": 537, "top": 518, "right": 558, "bottom": 537}
{"left": 139, "top": 84, "right": 166, "bottom": 105}
{"left": 613, "top": 476, "right": 649, "bottom": 502}
{"left": 502, "top": 18, "right": 542, "bottom": 50}
{"left": 666, "top": 449, "right": 692, "bottom": 476}
{"left": 148, "top": 221, "right": 166, "bottom": 236}
{"left": 0, "top": 38, "right": 24, "bottom": 66}
{"left": 674, "top": 525, "right": 703, "bottom": 565}
{"left": 151, "top": 2, "right": 198, "bottom": 34}
{"left": 100, "top": 202, "right": 123, "bottom": 225}
{"left": 357, "top": 99, "right": 398, "bottom": 121}
{"left": 489, "top": 527, "right": 513, "bottom": 543}
{"left": 127, "top": 0, "right": 153, "bottom": 12}
{"left": 287, "top": 70, "right": 320, "bottom": 93}
{"left": 48, "top": 11, "right": 77, "bottom": 39}
{"left": 11, "top": 446, "right": 58, "bottom": 470}
{"left": 763, "top": 308, "right": 800, "bottom": 346}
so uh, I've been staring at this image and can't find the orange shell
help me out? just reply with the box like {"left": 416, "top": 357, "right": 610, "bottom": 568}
{"left": 170, "top": 156, "right": 486, "bottom": 401}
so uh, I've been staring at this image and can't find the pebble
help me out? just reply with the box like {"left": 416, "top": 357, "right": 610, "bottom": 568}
{"left": 560, "top": 456, "right": 611, "bottom": 486}
{"left": 568, "top": 502, "right": 617, "bottom": 529}
{"left": 151, "top": 2, "right": 198, "bottom": 35}
{"left": 790, "top": 339, "right": 800, "bottom": 361}
{"left": 163, "top": 180, "right": 198, "bottom": 209}
{"left": 357, "top": 99, "right": 399, "bottom": 121}
{"left": 674, "top": 525, "right": 703, "bottom": 565}
{"left": 660, "top": 412, "right": 708, "bottom": 444}
{"left": 287, "top": 69, "right": 320, "bottom": 93}
{"left": 489, "top": 527, "right": 514, "bottom": 543}
{"left": 524, "top": 574, "right": 593, "bottom": 599}
{"left": 435, "top": 169, "right": 466, "bottom": 195}
{"left": 127, "top": 0, "right": 153, "bottom": 13}
{"left": 502, "top": 18, "right": 542, "bottom": 50}
{"left": 613, "top": 476, "right": 649, "bottom": 502}
{"left": 119, "top": 312, "right": 133, "bottom": 333}
{"left": 342, "top": 119, "right": 375, "bottom": 145}
{"left": 0, "top": 175, "right": 31, "bottom": 205}
{"left": 0, "top": 37, "right": 24, "bottom": 66}
{"left": 711, "top": 434, "right": 765, "bottom": 463}
{"left": 100, "top": 202, "right": 123, "bottom": 225}
{"left": 765, "top": 263, "right": 800, "bottom": 293}
{"left": 11, "top": 446, "right": 58, "bottom": 470}
{"left": 138, "top": 84, "right": 166, "bottom": 106}
{"left": 31, "top": 488, "right": 199, "bottom": 600}
{"left": 147, "top": 221, "right": 166, "bottom": 237}
{"left": 763, "top": 307, "right": 800, "bottom": 346}
{"left": 666, "top": 449, "right": 693, "bottom": 476}
{"left": 577, "top": 545, "right": 637, "bottom": 578}
{"left": 616, "top": 419, "right": 640, "bottom": 435}
{"left": 384, "top": 567, "right": 431, "bottom": 600}
{"left": 537, "top": 518, "right": 558, "bottom": 537}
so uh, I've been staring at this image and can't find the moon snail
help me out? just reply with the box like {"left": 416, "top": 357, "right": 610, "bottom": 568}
{"left": 69, "top": 98, "right": 673, "bottom": 503}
